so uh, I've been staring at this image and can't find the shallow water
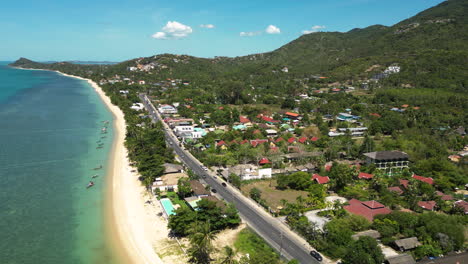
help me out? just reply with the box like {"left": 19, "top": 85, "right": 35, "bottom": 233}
{"left": 0, "top": 63, "right": 120, "bottom": 264}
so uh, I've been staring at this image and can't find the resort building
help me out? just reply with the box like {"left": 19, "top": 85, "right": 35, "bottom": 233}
{"left": 343, "top": 199, "right": 392, "bottom": 221}
{"left": 363, "top": 151, "right": 409, "bottom": 171}
{"left": 151, "top": 172, "right": 188, "bottom": 193}
{"left": 158, "top": 104, "right": 178, "bottom": 115}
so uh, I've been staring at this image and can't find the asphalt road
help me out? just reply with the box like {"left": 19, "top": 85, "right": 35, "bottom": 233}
{"left": 139, "top": 94, "right": 320, "bottom": 264}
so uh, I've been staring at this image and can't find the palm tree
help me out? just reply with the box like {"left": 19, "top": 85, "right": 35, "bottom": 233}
{"left": 188, "top": 221, "right": 217, "bottom": 264}
{"left": 220, "top": 246, "right": 237, "bottom": 264}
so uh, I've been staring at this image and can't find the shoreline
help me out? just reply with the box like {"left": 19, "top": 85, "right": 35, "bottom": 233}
{"left": 14, "top": 67, "right": 168, "bottom": 264}
{"left": 59, "top": 71, "right": 166, "bottom": 264}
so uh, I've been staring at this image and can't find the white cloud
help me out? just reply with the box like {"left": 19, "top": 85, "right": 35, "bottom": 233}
{"left": 152, "top": 32, "right": 167, "bottom": 39}
{"left": 302, "top": 25, "right": 326, "bottom": 35}
{"left": 200, "top": 24, "right": 215, "bottom": 29}
{"left": 152, "top": 21, "right": 193, "bottom": 39}
{"left": 265, "top": 25, "right": 281, "bottom": 34}
{"left": 240, "top": 31, "right": 261, "bottom": 37}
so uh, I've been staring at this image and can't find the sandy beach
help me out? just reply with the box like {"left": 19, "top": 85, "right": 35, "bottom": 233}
{"left": 58, "top": 72, "right": 172, "bottom": 264}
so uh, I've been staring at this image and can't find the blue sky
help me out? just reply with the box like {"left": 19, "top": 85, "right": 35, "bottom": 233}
{"left": 0, "top": 0, "right": 445, "bottom": 61}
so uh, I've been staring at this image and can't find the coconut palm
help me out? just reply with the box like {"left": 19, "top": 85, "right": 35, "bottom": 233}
{"left": 188, "top": 221, "right": 217, "bottom": 264}
{"left": 220, "top": 246, "right": 237, "bottom": 264}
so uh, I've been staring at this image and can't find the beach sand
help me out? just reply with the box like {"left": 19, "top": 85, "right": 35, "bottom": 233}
{"left": 58, "top": 72, "right": 173, "bottom": 264}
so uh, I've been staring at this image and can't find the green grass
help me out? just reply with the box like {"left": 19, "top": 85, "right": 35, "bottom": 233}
{"left": 166, "top": 191, "right": 189, "bottom": 209}
{"left": 234, "top": 228, "right": 279, "bottom": 258}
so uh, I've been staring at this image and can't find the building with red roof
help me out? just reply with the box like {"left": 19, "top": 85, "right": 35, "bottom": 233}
{"left": 412, "top": 174, "right": 434, "bottom": 185}
{"left": 312, "top": 174, "right": 330, "bottom": 184}
{"left": 250, "top": 139, "right": 269, "bottom": 147}
{"left": 311, "top": 137, "right": 319, "bottom": 142}
{"left": 399, "top": 179, "right": 409, "bottom": 189}
{"left": 259, "top": 158, "right": 271, "bottom": 165}
{"left": 216, "top": 140, "right": 227, "bottom": 147}
{"left": 239, "top": 116, "right": 251, "bottom": 124}
{"left": 358, "top": 172, "right": 374, "bottom": 180}
{"left": 325, "top": 164, "right": 332, "bottom": 172}
{"left": 261, "top": 115, "right": 279, "bottom": 123}
{"left": 388, "top": 186, "right": 404, "bottom": 195}
{"left": 369, "top": 113, "right": 381, "bottom": 118}
{"left": 435, "top": 191, "right": 454, "bottom": 201}
{"left": 454, "top": 200, "right": 468, "bottom": 214}
{"left": 417, "top": 201, "right": 437, "bottom": 211}
{"left": 298, "top": 137, "right": 308, "bottom": 144}
{"left": 240, "top": 139, "right": 249, "bottom": 145}
{"left": 287, "top": 137, "right": 296, "bottom": 144}
{"left": 344, "top": 199, "right": 392, "bottom": 221}
{"left": 285, "top": 112, "right": 300, "bottom": 119}
{"left": 275, "top": 137, "right": 284, "bottom": 143}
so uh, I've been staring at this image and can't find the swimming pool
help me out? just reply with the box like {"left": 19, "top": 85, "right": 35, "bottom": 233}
{"left": 160, "top": 198, "right": 176, "bottom": 216}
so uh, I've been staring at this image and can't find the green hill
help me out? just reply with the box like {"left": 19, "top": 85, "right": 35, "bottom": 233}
{"left": 11, "top": 0, "right": 468, "bottom": 92}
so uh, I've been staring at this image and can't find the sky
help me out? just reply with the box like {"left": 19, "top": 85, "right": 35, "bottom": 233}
{"left": 0, "top": 0, "right": 446, "bottom": 62}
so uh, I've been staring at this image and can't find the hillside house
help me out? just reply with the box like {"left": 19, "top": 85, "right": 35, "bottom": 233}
{"left": 158, "top": 104, "right": 178, "bottom": 115}
{"left": 394, "top": 237, "right": 421, "bottom": 251}
{"left": 363, "top": 151, "right": 409, "bottom": 170}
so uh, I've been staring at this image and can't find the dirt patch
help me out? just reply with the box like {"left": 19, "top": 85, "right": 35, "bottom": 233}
{"left": 241, "top": 180, "right": 309, "bottom": 209}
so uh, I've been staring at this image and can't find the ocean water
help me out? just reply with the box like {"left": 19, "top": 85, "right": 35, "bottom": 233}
{"left": 0, "top": 62, "right": 119, "bottom": 264}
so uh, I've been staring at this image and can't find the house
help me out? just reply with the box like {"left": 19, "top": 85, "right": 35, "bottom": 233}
{"left": 417, "top": 201, "right": 437, "bottom": 211}
{"left": 394, "top": 237, "right": 421, "bottom": 251}
{"left": 138, "top": 80, "right": 146, "bottom": 85}
{"left": 298, "top": 137, "right": 308, "bottom": 144}
{"left": 358, "top": 172, "right": 374, "bottom": 180}
{"left": 250, "top": 139, "right": 269, "bottom": 147}
{"left": 130, "top": 103, "right": 144, "bottom": 111}
{"left": 158, "top": 104, "right": 178, "bottom": 114}
{"left": 454, "top": 200, "right": 468, "bottom": 214}
{"left": 260, "top": 115, "right": 280, "bottom": 123}
{"left": 399, "top": 179, "right": 409, "bottom": 189}
{"left": 363, "top": 151, "right": 409, "bottom": 170}
{"left": 337, "top": 113, "right": 358, "bottom": 121}
{"left": 311, "top": 137, "right": 319, "bottom": 142}
{"left": 312, "top": 174, "right": 330, "bottom": 184}
{"left": 216, "top": 140, "right": 227, "bottom": 150}
{"left": 190, "top": 180, "right": 210, "bottom": 197}
{"left": 151, "top": 172, "right": 188, "bottom": 193}
{"left": 174, "top": 125, "right": 194, "bottom": 138}
{"left": 265, "top": 129, "right": 278, "bottom": 137}
{"left": 202, "top": 196, "right": 227, "bottom": 210}
{"left": 285, "top": 112, "right": 300, "bottom": 119}
{"left": 369, "top": 113, "right": 381, "bottom": 118}
{"left": 386, "top": 253, "right": 416, "bottom": 264}
{"left": 163, "top": 163, "right": 184, "bottom": 174}
{"left": 259, "top": 158, "right": 271, "bottom": 165}
{"left": 343, "top": 199, "right": 392, "bottom": 221}
{"left": 287, "top": 137, "right": 296, "bottom": 144}
{"left": 351, "top": 230, "right": 381, "bottom": 240}
{"left": 388, "top": 186, "right": 404, "bottom": 195}
{"left": 435, "top": 191, "right": 453, "bottom": 201}
{"left": 412, "top": 174, "right": 434, "bottom": 185}
{"left": 228, "top": 164, "right": 272, "bottom": 180}
{"left": 239, "top": 116, "right": 251, "bottom": 124}
{"left": 184, "top": 196, "right": 202, "bottom": 210}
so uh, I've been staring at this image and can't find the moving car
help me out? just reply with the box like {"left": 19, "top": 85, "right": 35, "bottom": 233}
{"left": 310, "top": 250, "right": 322, "bottom": 261}
{"left": 201, "top": 166, "right": 208, "bottom": 171}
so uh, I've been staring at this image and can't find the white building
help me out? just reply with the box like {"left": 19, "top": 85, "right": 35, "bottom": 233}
{"left": 158, "top": 104, "right": 178, "bottom": 115}
{"left": 130, "top": 103, "right": 144, "bottom": 111}
{"left": 174, "top": 125, "right": 194, "bottom": 137}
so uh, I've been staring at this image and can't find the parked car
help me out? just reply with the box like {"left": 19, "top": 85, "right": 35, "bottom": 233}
{"left": 221, "top": 182, "right": 227, "bottom": 187}
{"left": 201, "top": 166, "right": 208, "bottom": 171}
{"left": 310, "top": 250, "right": 322, "bottom": 261}
{"left": 211, "top": 189, "right": 217, "bottom": 193}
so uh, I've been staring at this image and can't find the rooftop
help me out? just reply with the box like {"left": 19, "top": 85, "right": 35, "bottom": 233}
{"left": 344, "top": 199, "right": 392, "bottom": 221}
{"left": 363, "top": 151, "right": 409, "bottom": 161}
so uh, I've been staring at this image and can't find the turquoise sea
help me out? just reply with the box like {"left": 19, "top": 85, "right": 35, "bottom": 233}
{"left": 0, "top": 62, "right": 120, "bottom": 264}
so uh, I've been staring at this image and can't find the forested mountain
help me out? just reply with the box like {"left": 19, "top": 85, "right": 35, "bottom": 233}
{"left": 11, "top": 0, "right": 468, "bottom": 91}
